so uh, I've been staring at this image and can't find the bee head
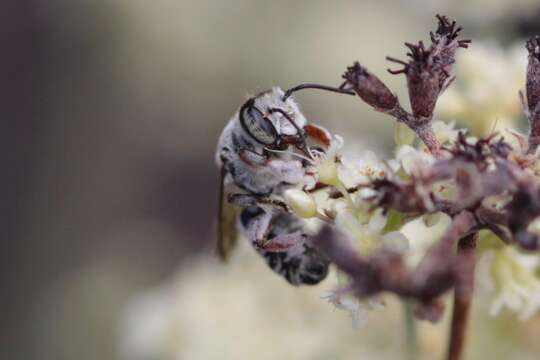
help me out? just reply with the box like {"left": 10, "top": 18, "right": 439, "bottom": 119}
{"left": 239, "top": 84, "right": 354, "bottom": 157}
{"left": 238, "top": 89, "right": 307, "bottom": 151}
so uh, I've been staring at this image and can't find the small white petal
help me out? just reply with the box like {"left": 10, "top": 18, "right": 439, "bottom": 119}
{"left": 318, "top": 159, "right": 339, "bottom": 185}
{"left": 422, "top": 212, "right": 441, "bottom": 227}
{"left": 489, "top": 296, "right": 505, "bottom": 317}
{"left": 283, "top": 189, "right": 318, "bottom": 218}
{"left": 520, "top": 292, "right": 540, "bottom": 320}
{"left": 396, "top": 145, "right": 421, "bottom": 175}
{"left": 382, "top": 231, "right": 409, "bottom": 252}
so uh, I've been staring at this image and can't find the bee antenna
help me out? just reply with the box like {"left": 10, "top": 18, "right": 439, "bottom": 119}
{"left": 282, "top": 83, "right": 355, "bottom": 101}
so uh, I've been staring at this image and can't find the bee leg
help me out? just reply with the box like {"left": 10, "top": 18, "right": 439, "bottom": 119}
{"left": 227, "top": 193, "right": 259, "bottom": 207}
{"left": 238, "top": 148, "right": 304, "bottom": 186}
{"left": 240, "top": 150, "right": 304, "bottom": 182}
{"left": 228, "top": 193, "right": 291, "bottom": 213}
{"left": 238, "top": 149, "right": 267, "bottom": 167}
{"left": 256, "top": 232, "right": 307, "bottom": 252}
{"left": 240, "top": 208, "right": 330, "bottom": 285}
{"left": 241, "top": 207, "right": 306, "bottom": 252}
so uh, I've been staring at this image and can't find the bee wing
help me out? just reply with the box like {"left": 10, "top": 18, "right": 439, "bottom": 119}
{"left": 217, "top": 167, "right": 239, "bottom": 262}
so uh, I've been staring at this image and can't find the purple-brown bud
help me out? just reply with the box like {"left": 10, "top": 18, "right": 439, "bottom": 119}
{"left": 526, "top": 36, "right": 540, "bottom": 114}
{"left": 385, "top": 16, "right": 469, "bottom": 120}
{"left": 388, "top": 42, "right": 441, "bottom": 119}
{"left": 387, "top": 15, "right": 471, "bottom": 119}
{"left": 430, "top": 14, "right": 470, "bottom": 75}
{"left": 341, "top": 62, "right": 397, "bottom": 111}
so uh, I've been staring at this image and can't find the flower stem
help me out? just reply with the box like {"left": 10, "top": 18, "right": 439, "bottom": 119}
{"left": 403, "top": 301, "right": 418, "bottom": 360}
{"left": 415, "top": 122, "right": 442, "bottom": 157}
{"left": 447, "top": 232, "right": 477, "bottom": 360}
{"left": 336, "top": 182, "right": 355, "bottom": 209}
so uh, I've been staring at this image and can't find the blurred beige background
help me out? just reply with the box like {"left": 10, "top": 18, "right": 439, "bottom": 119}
{"left": 3, "top": 1, "right": 540, "bottom": 359}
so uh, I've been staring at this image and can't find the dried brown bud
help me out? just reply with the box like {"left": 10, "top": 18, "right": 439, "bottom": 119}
{"left": 370, "top": 178, "right": 429, "bottom": 214}
{"left": 430, "top": 14, "right": 471, "bottom": 73}
{"left": 432, "top": 15, "right": 469, "bottom": 46}
{"left": 387, "top": 42, "right": 441, "bottom": 119}
{"left": 341, "top": 62, "right": 397, "bottom": 110}
{"left": 386, "top": 15, "right": 469, "bottom": 120}
{"left": 526, "top": 36, "right": 540, "bottom": 114}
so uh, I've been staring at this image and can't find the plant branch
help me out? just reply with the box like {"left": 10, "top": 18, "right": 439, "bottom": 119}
{"left": 447, "top": 232, "right": 477, "bottom": 360}
{"left": 341, "top": 15, "right": 469, "bottom": 157}
{"left": 526, "top": 36, "right": 540, "bottom": 154}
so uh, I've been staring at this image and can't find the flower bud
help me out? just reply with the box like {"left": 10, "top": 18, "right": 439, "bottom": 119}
{"left": 342, "top": 62, "right": 397, "bottom": 111}
{"left": 422, "top": 212, "right": 441, "bottom": 227}
{"left": 430, "top": 14, "right": 470, "bottom": 75}
{"left": 385, "top": 16, "right": 469, "bottom": 121}
{"left": 404, "top": 42, "right": 441, "bottom": 119}
{"left": 382, "top": 231, "right": 409, "bottom": 252}
{"left": 283, "top": 189, "right": 318, "bottom": 218}
{"left": 318, "top": 157, "right": 339, "bottom": 186}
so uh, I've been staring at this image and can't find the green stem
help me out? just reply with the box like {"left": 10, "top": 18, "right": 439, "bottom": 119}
{"left": 403, "top": 301, "right": 418, "bottom": 360}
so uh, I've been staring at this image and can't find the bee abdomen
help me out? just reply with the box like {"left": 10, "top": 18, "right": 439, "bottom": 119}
{"left": 240, "top": 207, "right": 329, "bottom": 286}
{"left": 259, "top": 245, "right": 329, "bottom": 286}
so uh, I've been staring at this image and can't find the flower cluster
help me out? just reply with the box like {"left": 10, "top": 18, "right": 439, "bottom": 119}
{"left": 276, "top": 15, "right": 540, "bottom": 331}
{"left": 478, "top": 245, "right": 540, "bottom": 320}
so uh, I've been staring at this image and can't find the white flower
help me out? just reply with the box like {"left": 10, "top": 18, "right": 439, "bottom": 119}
{"left": 314, "top": 136, "right": 395, "bottom": 190}
{"left": 321, "top": 205, "right": 407, "bottom": 328}
{"left": 395, "top": 145, "right": 434, "bottom": 176}
{"left": 283, "top": 189, "right": 318, "bottom": 218}
{"left": 320, "top": 290, "right": 384, "bottom": 328}
{"left": 338, "top": 150, "right": 397, "bottom": 190}
{"left": 316, "top": 135, "right": 344, "bottom": 186}
{"left": 477, "top": 247, "right": 540, "bottom": 320}
{"left": 335, "top": 208, "right": 408, "bottom": 255}
{"left": 432, "top": 120, "right": 461, "bottom": 144}
{"left": 400, "top": 214, "right": 452, "bottom": 267}
{"left": 354, "top": 151, "right": 392, "bottom": 181}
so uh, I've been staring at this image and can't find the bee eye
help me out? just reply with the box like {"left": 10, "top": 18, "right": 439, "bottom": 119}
{"left": 240, "top": 101, "right": 278, "bottom": 146}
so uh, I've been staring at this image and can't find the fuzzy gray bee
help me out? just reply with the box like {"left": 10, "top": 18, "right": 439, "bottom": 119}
{"left": 216, "top": 84, "right": 353, "bottom": 285}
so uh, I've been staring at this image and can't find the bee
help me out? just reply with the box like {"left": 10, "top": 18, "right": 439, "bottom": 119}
{"left": 216, "top": 83, "right": 353, "bottom": 285}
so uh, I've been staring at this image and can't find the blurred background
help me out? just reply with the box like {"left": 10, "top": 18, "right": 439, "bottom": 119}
{"left": 4, "top": 1, "right": 540, "bottom": 359}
